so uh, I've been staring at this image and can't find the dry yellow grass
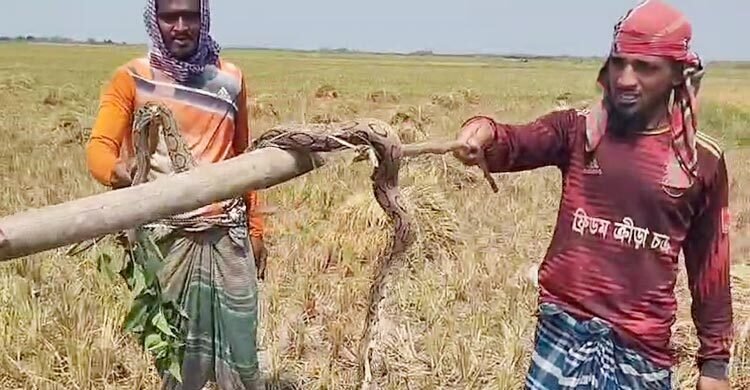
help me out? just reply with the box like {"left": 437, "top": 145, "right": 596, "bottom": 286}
{"left": 0, "top": 43, "right": 749, "bottom": 389}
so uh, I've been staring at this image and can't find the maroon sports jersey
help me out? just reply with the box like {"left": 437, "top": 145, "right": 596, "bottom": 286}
{"left": 474, "top": 108, "right": 732, "bottom": 369}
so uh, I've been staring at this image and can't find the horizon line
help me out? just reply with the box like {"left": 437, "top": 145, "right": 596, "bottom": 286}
{"left": 4, "top": 36, "right": 749, "bottom": 63}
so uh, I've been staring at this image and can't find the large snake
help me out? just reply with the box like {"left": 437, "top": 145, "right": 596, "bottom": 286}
{"left": 128, "top": 102, "right": 498, "bottom": 389}
{"left": 120, "top": 102, "right": 198, "bottom": 245}
{"left": 253, "top": 120, "right": 412, "bottom": 389}
{"left": 252, "top": 120, "right": 497, "bottom": 388}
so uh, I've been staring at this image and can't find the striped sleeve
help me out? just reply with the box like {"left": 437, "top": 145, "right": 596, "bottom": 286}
{"left": 682, "top": 137, "right": 733, "bottom": 380}
{"left": 476, "top": 109, "right": 581, "bottom": 173}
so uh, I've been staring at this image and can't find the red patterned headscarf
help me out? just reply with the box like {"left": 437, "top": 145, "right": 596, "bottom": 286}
{"left": 586, "top": 0, "right": 704, "bottom": 190}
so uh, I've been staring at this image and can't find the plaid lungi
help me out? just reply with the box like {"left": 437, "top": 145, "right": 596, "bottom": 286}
{"left": 148, "top": 226, "right": 262, "bottom": 389}
{"left": 525, "top": 303, "right": 672, "bottom": 390}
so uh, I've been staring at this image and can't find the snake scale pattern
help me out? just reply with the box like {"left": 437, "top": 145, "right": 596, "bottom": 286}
{"left": 124, "top": 102, "right": 201, "bottom": 245}
{"left": 132, "top": 102, "right": 416, "bottom": 388}
{"left": 132, "top": 102, "right": 196, "bottom": 184}
{"left": 253, "top": 119, "right": 415, "bottom": 389}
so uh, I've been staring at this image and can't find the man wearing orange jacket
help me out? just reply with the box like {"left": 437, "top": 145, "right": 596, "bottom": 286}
{"left": 86, "top": 0, "right": 266, "bottom": 388}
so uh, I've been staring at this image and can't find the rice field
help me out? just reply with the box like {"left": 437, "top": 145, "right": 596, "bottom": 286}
{"left": 1, "top": 42, "right": 749, "bottom": 389}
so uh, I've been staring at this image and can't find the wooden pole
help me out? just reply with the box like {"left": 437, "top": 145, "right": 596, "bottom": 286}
{"left": 0, "top": 137, "right": 492, "bottom": 262}
{"left": 0, "top": 148, "right": 324, "bottom": 261}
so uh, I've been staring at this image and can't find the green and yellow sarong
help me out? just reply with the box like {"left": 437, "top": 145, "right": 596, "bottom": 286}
{"left": 150, "top": 223, "right": 261, "bottom": 389}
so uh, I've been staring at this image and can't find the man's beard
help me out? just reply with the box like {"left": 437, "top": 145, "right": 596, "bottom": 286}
{"left": 604, "top": 97, "right": 648, "bottom": 138}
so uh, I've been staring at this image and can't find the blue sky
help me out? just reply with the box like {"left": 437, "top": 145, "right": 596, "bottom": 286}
{"left": 1, "top": 0, "right": 747, "bottom": 61}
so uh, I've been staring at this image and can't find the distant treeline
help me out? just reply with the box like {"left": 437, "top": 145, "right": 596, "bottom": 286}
{"left": 0, "top": 36, "right": 127, "bottom": 45}
{"left": 241, "top": 46, "right": 606, "bottom": 62}
{"left": 2, "top": 36, "right": 744, "bottom": 66}
{"left": 0, "top": 36, "right": 597, "bottom": 61}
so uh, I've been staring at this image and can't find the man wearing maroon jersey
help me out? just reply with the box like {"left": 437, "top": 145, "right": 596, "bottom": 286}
{"left": 454, "top": 1, "right": 732, "bottom": 389}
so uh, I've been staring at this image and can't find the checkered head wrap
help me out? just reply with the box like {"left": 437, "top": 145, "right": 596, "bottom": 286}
{"left": 143, "top": 0, "right": 221, "bottom": 83}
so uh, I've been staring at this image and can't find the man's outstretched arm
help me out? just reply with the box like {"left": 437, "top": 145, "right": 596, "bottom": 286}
{"left": 457, "top": 109, "right": 581, "bottom": 173}
{"left": 683, "top": 155, "right": 733, "bottom": 383}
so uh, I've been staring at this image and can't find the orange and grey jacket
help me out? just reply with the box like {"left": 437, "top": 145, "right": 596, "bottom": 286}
{"left": 86, "top": 57, "right": 264, "bottom": 238}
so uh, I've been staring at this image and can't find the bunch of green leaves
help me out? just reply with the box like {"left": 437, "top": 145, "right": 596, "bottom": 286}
{"left": 97, "top": 229, "right": 188, "bottom": 383}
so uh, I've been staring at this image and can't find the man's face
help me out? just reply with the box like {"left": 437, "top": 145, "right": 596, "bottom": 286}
{"left": 156, "top": 0, "right": 201, "bottom": 60}
{"left": 605, "top": 53, "right": 681, "bottom": 120}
